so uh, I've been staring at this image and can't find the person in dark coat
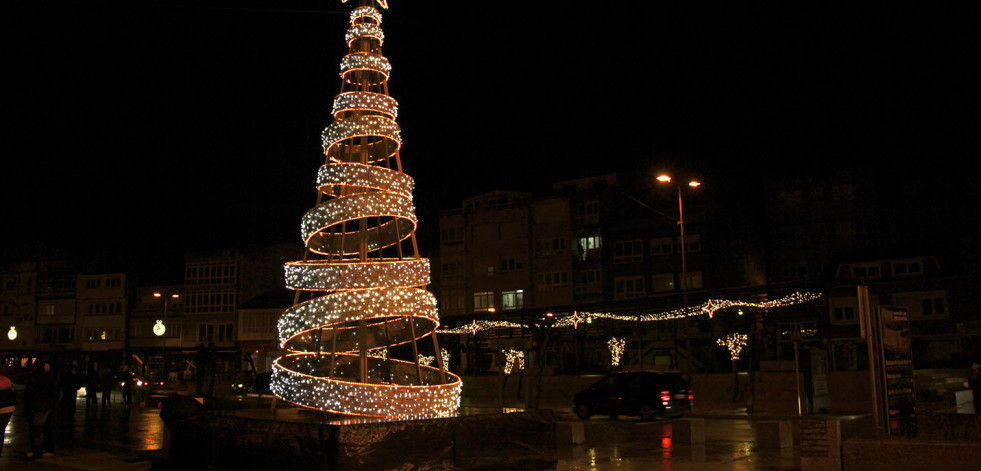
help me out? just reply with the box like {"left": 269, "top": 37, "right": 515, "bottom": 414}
{"left": 85, "top": 362, "right": 100, "bottom": 413}
{"left": 0, "top": 370, "right": 16, "bottom": 458}
{"left": 120, "top": 365, "right": 134, "bottom": 408}
{"left": 59, "top": 361, "right": 81, "bottom": 420}
{"left": 24, "top": 359, "right": 59, "bottom": 459}
{"left": 99, "top": 366, "right": 115, "bottom": 409}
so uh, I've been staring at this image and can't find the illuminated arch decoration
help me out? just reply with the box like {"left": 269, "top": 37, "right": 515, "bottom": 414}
{"left": 272, "top": 1, "right": 461, "bottom": 419}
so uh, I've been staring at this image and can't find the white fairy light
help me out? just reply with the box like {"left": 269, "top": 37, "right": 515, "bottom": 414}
{"left": 717, "top": 333, "right": 748, "bottom": 361}
{"left": 345, "top": 23, "right": 384, "bottom": 45}
{"left": 321, "top": 115, "right": 401, "bottom": 155}
{"left": 350, "top": 6, "right": 382, "bottom": 25}
{"left": 299, "top": 191, "right": 416, "bottom": 245}
{"left": 502, "top": 348, "right": 525, "bottom": 375}
{"left": 440, "top": 348, "right": 450, "bottom": 369}
{"left": 317, "top": 162, "right": 413, "bottom": 198}
{"left": 608, "top": 337, "right": 626, "bottom": 367}
{"left": 437, "top": 292, "right": 824, "bottom": 335}
{"left": 332, "top": 91, "right": 399, "bottom": 120}
{"left": 339, "top": 53, "right": 392, "bottom": 80}
{"left": 272, "top": 0, "right": 461, "bottom": 419}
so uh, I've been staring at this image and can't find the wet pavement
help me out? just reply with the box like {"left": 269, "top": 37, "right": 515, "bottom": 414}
{"left": 554, "top": 416, "right": 801, "bottom": 470}
{"left": 0, "top": 387, "right": 863, "bottom": 470}
{"left": 1, "top": 390, "right": 166, "bottom": 470}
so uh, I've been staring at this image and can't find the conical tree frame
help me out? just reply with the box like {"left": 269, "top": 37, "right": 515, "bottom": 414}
{"left": 271, "top": 0, "right": 462, "bottom": 419}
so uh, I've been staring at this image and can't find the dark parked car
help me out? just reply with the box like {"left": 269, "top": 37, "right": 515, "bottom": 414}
{"left": 234, "top": 372, "right": 272, "bottom": 395}
{"left": 573, "top": 371, "right": 692, "bottom": 420}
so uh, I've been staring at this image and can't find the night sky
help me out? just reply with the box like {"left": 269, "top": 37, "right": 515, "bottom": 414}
{"left": 3, "top": 1, "right": 974, "bottom": 270}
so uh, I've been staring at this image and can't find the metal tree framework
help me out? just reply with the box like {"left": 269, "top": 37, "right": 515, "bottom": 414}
{"left": 271, "top": 0, "right": 462, "bottom": 418}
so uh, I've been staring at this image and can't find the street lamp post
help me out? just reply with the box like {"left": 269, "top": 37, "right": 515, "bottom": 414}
{"left": 153, "top": 292, "right": 180, "bottom": 344}
{"left": 657, "top": 174, "right": 701, "bottom": 378}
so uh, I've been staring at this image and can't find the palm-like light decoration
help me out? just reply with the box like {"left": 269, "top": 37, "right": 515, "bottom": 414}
{"left": 271, "top": 0, "right": 461, "bottom": 419}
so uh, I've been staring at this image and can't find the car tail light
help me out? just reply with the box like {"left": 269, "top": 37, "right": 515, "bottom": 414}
{"left": 661, "top": 390, "right": 671, "bottom": 402}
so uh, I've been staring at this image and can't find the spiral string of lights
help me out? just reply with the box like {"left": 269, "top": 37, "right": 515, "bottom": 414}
{"left": 272, "top": 0, "right": 461, "bottom": 419}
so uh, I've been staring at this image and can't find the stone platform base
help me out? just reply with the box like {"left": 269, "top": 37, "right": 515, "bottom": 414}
{"left": 163, "top": 399, "right": 556, "bottom": 471}
{"left": 843, "top": 438, "right": 981, "bottom": 471}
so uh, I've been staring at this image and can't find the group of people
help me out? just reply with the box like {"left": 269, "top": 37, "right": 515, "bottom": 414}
{"left": 83, "top": 362, "right": 137, "bottom": 412}
{"left": 0, "top": 359, "right": 59, "bottom": 460}
{"left": 0, "top": 358, "right": 139, "bottom": 460}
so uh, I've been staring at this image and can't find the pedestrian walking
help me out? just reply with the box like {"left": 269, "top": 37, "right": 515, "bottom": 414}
{"left": 24, "top": 359, "right": 58, "bottom": 459}
{"left": 60, "top": 361, "right": 81, "bottom": 420}
{"left": 100, "top": 366, "right": 115, "bottom": 409}
{"left": 0, "top": 369, "right": 16, "bottom": 458}
{"left": 85, "top": 362, "right": 100, "bottom": 413}
{"left": 120, "top": 364, "right": 134, "bottom": 408}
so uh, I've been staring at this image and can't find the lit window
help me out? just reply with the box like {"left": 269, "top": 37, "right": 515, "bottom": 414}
{"left": 502, "top": 290, "right": 524, "bottom": 310}
{"left": 473, "top": 291, "right": 494, "bottom": 312}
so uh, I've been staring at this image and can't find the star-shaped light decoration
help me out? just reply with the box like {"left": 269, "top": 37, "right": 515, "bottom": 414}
{"left": 702, "top": 299, "right": 716, "bottom": 318}
{"left": 469, "top": 320, "right": 479, "bottom": 336}
{"left": 570, "top": 311, "right": 584, "bottom": 329}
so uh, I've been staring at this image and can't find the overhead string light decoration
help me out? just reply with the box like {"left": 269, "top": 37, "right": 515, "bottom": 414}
{"left": 438, "top": 292, "right": 823, "bottom": 335}
{"left": 272, "top": 0, "right": 461, "bottom": 419}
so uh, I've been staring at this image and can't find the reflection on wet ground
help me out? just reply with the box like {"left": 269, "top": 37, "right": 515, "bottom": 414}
{"left": 1, "top": 392, "right": 166, "bottom": 467}
{"left": 555, "top": 416, "right": 801, "bottom": 470}
{"left": 2, "top": 393, "right": 809, "bottom": 470}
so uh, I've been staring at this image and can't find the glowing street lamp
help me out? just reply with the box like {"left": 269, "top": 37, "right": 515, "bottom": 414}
{"left": 153, "top": 293, "right": 180, "bottom": 339}
{"left": 657, "top": 173, "right": 701, "bottom": 376}
{"left": 7, "top": 326, "right": 16, "bottom": 341}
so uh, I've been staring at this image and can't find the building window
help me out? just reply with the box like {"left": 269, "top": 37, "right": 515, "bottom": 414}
{"left": 186, "top": 261, "right": 237, "bottom": 286}
{"left": 538, "top": 272, "right": 569, "bottom": 290}
{"left": 650, "top": 237, "right": 673, "bottom": 256}
{"left": 473, "top": 291, "right": 494, "bottom": 312}
{"left": 218, "top": 323, "right": 235, "bottom": 342}
{"left": 613, "top": 240, "right": 643, "bottom": 264}
{"left": 440, "top": 290, "right": 466, "bottom": 312}
{"left": 577, "top": 235, "right": 602, "bottom": 260}
{"left": 440, "top": 227, "right": 464, "bottom": 244}
{"left": 184, "top": 289, "right": 236, "bottom": 313}
{"left": 651, "top": 273, "right": 675, "bottom": 292}
{"left": 502, "top": 290, "right": 524, "bottom": 310}
{"left": 500, "top": 258, "right": 524, "bottom": 273}
{"left": 852, "top": 263, "right": 880, "bottom": 280}
{"left": 922, "top": 297, "right": 946, "bottom": 316}
{"left": 678, "top": 234, "right": 701, "bottom": 253}
{"left": 680, "top": 271, "right": 703, "bottom": 290}
{"left": 85, "top": 327, "right": 120, "bottom": 342}
{"left": 85, "top": 279, "right": 101, "bottom": 289}
{"left": 536, "top": 237, "right": 567, "bottom": 256}
{"left": 893, "top": 260, "right": 922, "bottom": 276}
{"left": 441, "top": 262, "right": 462, "bottom": 279}
{"left": 578, "top": 198, "right": 599, "bottom": 216}
{"left": 107, "top": 277, "right": 121, "bottom": 288}
{"left": 199, "top": 324, "right": 215, "bottom": 342}
{"left": 833, "top": 306, "right": 855, "bottom": 322}
{"left": 578, "top": 269, "right": 601, "bottom": 285}
{"left": 42, "top": 327, "right": 75, "bottom": 344}
{"left": 614, "top": 276, "right": 645, "bottom": 300}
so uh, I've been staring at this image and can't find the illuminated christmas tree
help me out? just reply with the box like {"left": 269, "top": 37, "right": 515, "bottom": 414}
{"left": 271, "top": 0, "right": 462, "bottom": 418}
